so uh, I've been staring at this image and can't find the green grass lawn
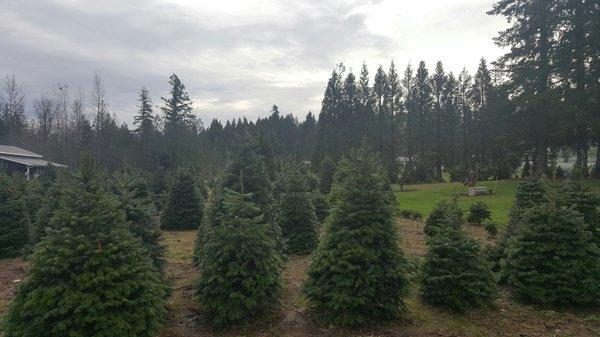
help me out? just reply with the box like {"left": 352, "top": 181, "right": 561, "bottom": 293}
{"left": 394, "top": 179, "right": 600, "bottom": 224}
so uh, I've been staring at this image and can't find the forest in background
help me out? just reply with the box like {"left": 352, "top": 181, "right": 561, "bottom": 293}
{"left": 0, "top": 0, "right": 599, "bottom": 182}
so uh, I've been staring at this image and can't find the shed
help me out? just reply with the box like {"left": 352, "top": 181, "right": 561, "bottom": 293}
{"left": 0, "top": 145, "right": 67, "bottom": 180}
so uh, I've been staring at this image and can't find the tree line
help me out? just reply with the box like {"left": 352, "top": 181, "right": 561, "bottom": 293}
{"left": 1, "top": 1, "right": 599, "bottom": 182}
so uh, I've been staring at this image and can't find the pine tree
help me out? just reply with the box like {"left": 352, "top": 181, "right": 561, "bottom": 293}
{"left": 505, "top": 178, "right": 546, "bottom": 237}
{"left": 161, "top": 73, "right": 193, "bottom": 137}
{"left": 134, "top": 87, "right": 155, "bottom": 139}
{"left": 161, "top": 170, "right": 203, "bottom": 230}
{"left": 488, "top": 0, "right": 561, "bottom": 174}
{"left": 114, "top": 167, "right": 166, "bottom": 271}
{"left": 304, "top": 150, "right": 409, "bottom": 325}
{"left": 559, "top": 178, "right": 600, "bottom": 247}
{"left": 25, "top": 175, "right": 66, "bottom": 254}
{"left": 431, "top": 61, "right": 446, "bottom": 181}
{"left": 277, "top": 165, "right": 318, "bottom": 254}
{"left": 502, "top": 197, "right": 600, "bottom": 306}
{"left": 319, "top": 156, "right": 336, "bottom": 194}
{"left": 221, "top": 140, "right": 273, "bottom": 214}
{"left": 420, "top": 228, "right": 497, "bottom": 312}
{"left": 423, "top": 200, "right": 463, "bottom": 236}
{"left": 3, "top": 155, "right": 166, "bottom": 337}
{"left": 195, "top": 183, "right": 282, "bottom": 327}
{"left": 0, "top": 176, "right": 29, "bottom": 258}
{"left": 467, "top": 201, "right": 492, "bottom": 225}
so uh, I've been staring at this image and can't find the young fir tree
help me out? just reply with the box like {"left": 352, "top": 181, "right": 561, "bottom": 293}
{"left": 319, "top": 156, "right": 336, "bottom": 194}
{"left": 195, "top": 178, "right": 282, "bottom": 327}
{"left": 25, "top": 175, "right": 66, "bottom": 255}
{"left": 505, "top": 178, "right": 546, "bottom": 237}
{"left": 306, "top": 169, "right": 329, "bottom": 223}
{"left": 492, "top": 179, "right": 548, "bottom": 276}
{"left": 502, "top": 193, "right": 600, "bottom": 306}
{"left": 0, "top": 176, "right": 29, "bottom": 258}
{"left": 467, "top": 201, "right": 492, "bottom": 225}
{"left": 420, "top": 227, "right": 497, "bottom": 312}
{"left": 221, "top": 139, "right": 284, "bottom": 254}
{"left": 277, "top": 165, "right": 318, "bottom": 254}
{"left": 3, "top": 155, "right": 167, "bottom": 337}
{"left": 161, "top": 170, "right": 203, "bottom": 230}
{"left": 304, "top": 150, "right": 409, "bottom": 325}
{"left": 114, "top": 167, "right": 166, "bottom": 271}
{"left": 423, "top": 199, "right": 463, "bottom": 236}
{"left": 559, "top": 178, "right": 600, "bottom": 246}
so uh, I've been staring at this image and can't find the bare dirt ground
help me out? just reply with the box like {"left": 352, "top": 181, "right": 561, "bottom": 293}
{"left": 2, "top": 221, "right": 599, "bottom": 336}
{"left": 0, "top": 258, "right": 27, "bottom": 318}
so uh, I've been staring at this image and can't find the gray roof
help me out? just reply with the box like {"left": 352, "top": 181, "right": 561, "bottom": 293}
{"left": 0, "top": 145, "right": 42, "bottom": 158}
{"left": 0, "top": 154, "right": 67, "bottom": 168}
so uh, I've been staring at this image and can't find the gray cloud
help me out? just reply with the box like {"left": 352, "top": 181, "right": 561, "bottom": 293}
{"left": 0, "top": 0, "right": 504, "bottom": 125}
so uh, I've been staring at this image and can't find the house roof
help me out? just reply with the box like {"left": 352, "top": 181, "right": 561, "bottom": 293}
{"left": 0, "top": 155, "right": 67, "bottom": 168}
{"left": 0, "top": 145, "right": 43, "bottom": 158}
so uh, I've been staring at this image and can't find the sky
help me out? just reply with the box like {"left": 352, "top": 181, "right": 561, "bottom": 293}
{"left": 0, "top": 0, "right": 508, "bottom": 125}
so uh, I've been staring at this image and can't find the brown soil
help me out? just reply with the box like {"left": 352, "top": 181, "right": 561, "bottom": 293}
{"left": 0, "top": 258, "right": 27, "bottom": 317}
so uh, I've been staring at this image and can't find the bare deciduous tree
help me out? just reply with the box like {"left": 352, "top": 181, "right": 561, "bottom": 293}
{"left": 33, "top": 94, "right": 55, "bottom": 141}
{"left": 2, "top": 74, "right": 26, "bottom": 145}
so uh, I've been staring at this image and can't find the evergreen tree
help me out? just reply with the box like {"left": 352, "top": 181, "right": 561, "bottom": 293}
{"left": 502, "top": 197, "right": 600, "bottom": 306}
{"left": 134, "top": 87, "right": 155, "bottom": 139}
{"left": 3, "top": 155, "right": 166, "bottom": 337}
{"left": 318, "top": 156, "right": 336, "bottom": 194}
{"left": 277, "top": 165, "right": 318, "bottom": 254}
{"left": 25, "top": 175, "right": 66, "bottom": 254}
{"left": 420, "top": 228, "right": 497, "bottom": 312}
{"left": 221, "top": 140, "right": 273, "bottom": 214}
{"left": 559, "top": 178, "right": 600, "bottom": 246}
{"left": 304, "top": 150, "right": 408, "bottom": 325}
{"left": 195, "top": 184, "right": 282, "bottom": 327}
{"left": 413, "top": 61, "right": 432, "bottom": 161}
{"left": 161, "top": 73, "right": 193, "bottom": 137}
{"left": 489, "top": 0, "right": 561, "bottom": 175}
{"left": 467, "top": 201, "right": 492, "bottom": 225}
{"left": 114, "top": 167, "right": 166, "bottom": 271}
{"left": 423, "top": 200, "right": 463, "bottom": 236}
{"left": 161, "top": 170, "right": 203, "bottom": 230}
{"left": 0, "top": 176, "right": 29, "bottom": 258}
{"left": 431, "top": 61, "right": 446, "bottom": 181}
{"left": 505, "top": 178, "right": 546, "bottom": 238}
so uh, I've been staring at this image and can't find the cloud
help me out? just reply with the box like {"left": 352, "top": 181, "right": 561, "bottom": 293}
{"left": 0, "top": 0, "right": 506, "bottom": 125}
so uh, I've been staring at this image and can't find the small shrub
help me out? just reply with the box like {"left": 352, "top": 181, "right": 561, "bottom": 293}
{"left": 411, "top": 210, "right": 423, "bottom": 220}
{"left": 420, "top": 228, "right": 497, "bottom": 312}
{"left": 400, "top": 209, "right": 424, "bottom": 220}
{"left": 467, "top": 201, "right": 491, "bottom": 225}
{"left": 161, "top": 170, "right": 203, "bottom": 230}
{"left": 424, "top": 200, "right": 462, "bottom": 236}
{"left": 399, "top": 209, "right": 413, "bottom": 218}
{"left": 483, "top": 221, "right": 498, "bottom": 237}
{"left": 502, "top": 202, "right": 600, "bottom": 306}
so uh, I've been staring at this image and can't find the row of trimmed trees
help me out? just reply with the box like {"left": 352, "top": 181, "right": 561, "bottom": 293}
{"left": 191, "top": 140, "right": 410, "bottom": 326}
{"left": 420, "top": 174, "right": 600, "bottom": 311}
{"left": 1, "top": 156, "right": 170, "bottom": 337}
{"left": 2, "top": 145, "right": 599, "bottom": 334}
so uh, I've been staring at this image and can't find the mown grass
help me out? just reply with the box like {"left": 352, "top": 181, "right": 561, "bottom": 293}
{"left": 394, "top": 178, "right": 600, "bottom": 224}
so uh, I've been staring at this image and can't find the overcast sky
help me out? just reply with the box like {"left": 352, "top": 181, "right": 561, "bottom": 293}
{"left": 0, "top": 0, "right": 508, "bottom": 125}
